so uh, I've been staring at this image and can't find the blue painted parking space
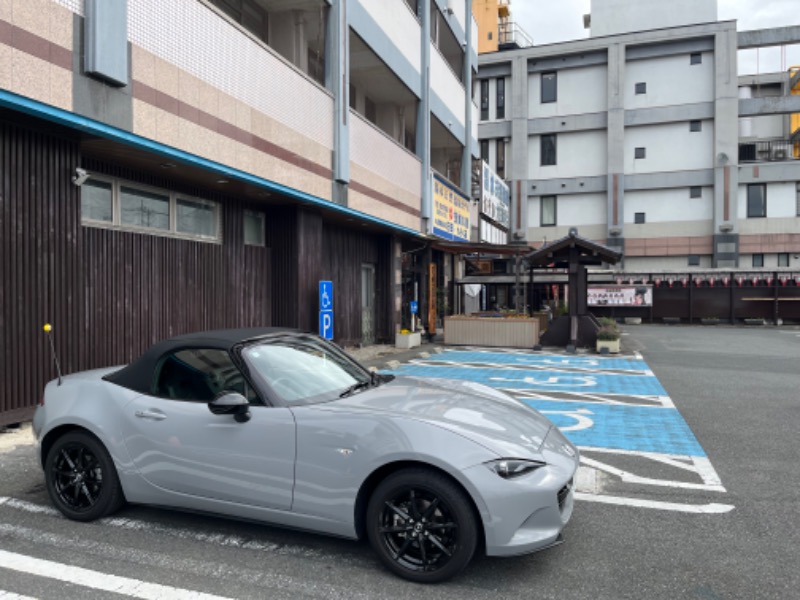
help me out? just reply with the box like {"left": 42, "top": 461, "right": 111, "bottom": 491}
{"left": 387, "top": 349, "right": 707, "bottom": 458}
{"left": 420, "top": 350, "right": 651, "bottom": 373}
{"left": 391, "top": 364, "right": 667, "bottom": 396}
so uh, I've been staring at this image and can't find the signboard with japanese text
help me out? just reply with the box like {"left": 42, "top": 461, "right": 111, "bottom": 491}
{"left": 480, "top": 161, "right": 510, "bottom": 229}
{"left": 432, "top": 173, "right": 471, "bottom": 242}
{"left": 587, "top": 285, "right": 653, "bottom": 307}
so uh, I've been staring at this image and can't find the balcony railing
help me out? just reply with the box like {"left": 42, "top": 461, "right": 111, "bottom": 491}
{"left": 498, "top": 21, "right": 533, "bottom": 50}
{"left": 739, "top": 140, "right": 800, "bottom": 162}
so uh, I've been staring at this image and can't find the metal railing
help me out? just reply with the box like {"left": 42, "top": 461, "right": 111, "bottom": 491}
{"left": 739, "top": 140, "right": 800, "bottom": 162}
{"left": 498, "top": 21, "right": 533, "bottom": 49}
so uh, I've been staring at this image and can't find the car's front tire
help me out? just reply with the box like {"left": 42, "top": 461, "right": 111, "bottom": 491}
{"left": 44, "top": 431, "right": 125, "bottom": 521}
{"left": 366, "top": 468, "right": 478, "bottom": 583}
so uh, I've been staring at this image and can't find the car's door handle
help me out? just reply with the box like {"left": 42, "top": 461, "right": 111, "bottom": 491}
{"left": 135, "top": 409, "right": 166, "bottom": 421}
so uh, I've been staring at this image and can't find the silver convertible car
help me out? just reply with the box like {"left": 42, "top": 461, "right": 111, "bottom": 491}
{"left": 33, "top": 328, "right": 578, "bottom": 582}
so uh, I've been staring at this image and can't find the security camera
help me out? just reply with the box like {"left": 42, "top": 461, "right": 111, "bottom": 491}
{"left": 72, "top": 168, "right": 90, "bottom": 186}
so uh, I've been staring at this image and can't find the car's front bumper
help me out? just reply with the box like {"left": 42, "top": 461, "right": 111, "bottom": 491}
{"left": 462, "top": 428, "right": 578, "bottom": 557}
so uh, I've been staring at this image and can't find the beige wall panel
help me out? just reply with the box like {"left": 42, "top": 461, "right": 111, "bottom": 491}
{"left": 153, "top": 55, "right": 180, "bottom": 101}
{"left": 0, "top": 1, "right": 11, "bottom": 22}
{"left": 348, "top": 189, "right": 418, "bottom": 231}
{"left": 49, "top": 63, "right": 71, "bottom": 111}
{"left": 739, "top": 233, "right": 800, "bottom": 253}
{"left": 738, "top": 218, "right": 799, "bottom": 236}
{"left": 11, "top": 0, "right": 51, "bottom": 40}
{"left": 132, "top": 45, "right": 156, "bottom": 88}
{"left": 132, "top": 98, "right": 159, "bottom": 142}
{"left": 350, "top": 163, "right": 420, "bottom": 214}
{"left": 196, "top": 76, "right": 220, "bottom": 117}
{"left": 154, "top": 106, "right": 181, "bottom": 151}
{"left": 49, "top": 3, "right": 72, "bottom": 50}
{"left": 11, "top": 49, "right": 51, "bottom": 106}
{"left": 0, "top": 43, "right": 11, "bottom": 91}
{"left": 178, "top": 68, "right": 201, "bottom": 108}
{"left": 627, "top": 220, "right": 713, "bottom": 238}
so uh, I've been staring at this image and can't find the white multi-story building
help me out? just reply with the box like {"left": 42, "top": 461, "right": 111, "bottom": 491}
{"left": 477, "top": 0, "right": 800, "bottom": 274}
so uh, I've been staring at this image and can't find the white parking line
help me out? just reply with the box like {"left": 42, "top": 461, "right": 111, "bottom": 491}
{"left": 0, "top": 549, "right": 234, "bottom": 600}
{"left": 0, "top": 591, "right": 37, "bottom": 600}
{"left": 575, "top": 493, "right": 734, "bottom": 513}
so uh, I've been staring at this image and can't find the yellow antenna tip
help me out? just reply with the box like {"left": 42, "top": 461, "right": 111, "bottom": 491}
{"left": 43, "top": 324, "right": 52, "bottom": 333}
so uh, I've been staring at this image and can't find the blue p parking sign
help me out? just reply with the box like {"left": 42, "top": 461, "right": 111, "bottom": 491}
{"left": 319, "top": 281, "right": 334, "bottom": 340}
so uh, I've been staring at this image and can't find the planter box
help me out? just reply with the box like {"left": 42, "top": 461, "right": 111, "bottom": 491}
{"left": 596, "top": 339, "right": 620, "bottom": 354}
{"left": 395, "top": 332, "right": 421, "bottom": 349}
{"left": 444, "top": 316, "right": 539, "bottom": 348}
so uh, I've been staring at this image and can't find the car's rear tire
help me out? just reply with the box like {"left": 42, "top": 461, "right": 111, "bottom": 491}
{"left": 366, "top": 468, "right": 478, "bottom": 583}
{"left": 44, "top": 431, "right": 125, "bottom": 522}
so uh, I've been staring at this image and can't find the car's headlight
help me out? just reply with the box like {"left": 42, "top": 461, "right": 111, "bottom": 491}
{"left": 486, "top": 459, "right": 545, "bottom": 479}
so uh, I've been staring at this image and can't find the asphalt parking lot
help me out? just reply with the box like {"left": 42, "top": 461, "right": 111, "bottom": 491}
{"left": 1, "top": 324, "right": 798, "bottom": 599}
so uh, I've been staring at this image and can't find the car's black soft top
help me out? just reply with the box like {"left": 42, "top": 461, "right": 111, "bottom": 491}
{"left": 103, "top": 327, "right": 298, "bottom": 394}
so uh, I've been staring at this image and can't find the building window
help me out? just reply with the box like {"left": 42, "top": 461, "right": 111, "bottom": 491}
{"left": 752, "top": 253, "right": 764, "bottom": 268}
{"left": 541, "top": 134, "right": 557, "bottom": 166}
{"left": 778, "top": 253, "right": 790, "bottom": 267}
{"left": 635, "top": 147, "right": 646, "bottom": 159}
{"left": 488, "top": 31, "right": 492, "bottom": 41}
{"left": 634, "top": 212, "right": 645, "bottom": 224}
{"left": 208, "top": 0, "right": 268, "bottom": 44}
{"left": 541, "top": 196, "right": 556, "bottom": 227}
{"left": 81, "top": 180, "right": 113, "bottom": 223}
{"left": 541, "top": 71, "right": 557, "bottom": 103}
{"left": 747, "top": 184, "right": 767, "bottom": 218}
{"left": 496, "top": 78, "right": 505, "bottom": 120}
{"left": 635, "top": 82, "right": 646, "bottom": 94}
{"left": 690, "top": 120, "right": 702, "bottom": 132}
{"left": 120, "top": 186, "right": 170, "bottom": 230}
{"left": 690, "top": 186, "right": 702, "bottom": 198}
{"left": 349, "top": 83, "right": 357, "bottom": 110}
{"left": 81, "top": 177, "right": 221, "bottom": 242}
{"left": 796, "top": 182, "right": 800, "bottom": 215}
{"left": 496, "top": 139, "right": 506, "bottom": 179}
{"left": 365, "top": 96, "right": 377, "bottom": 124}
{"left": 480, "top": 79, "right": 489, "bottom": 120}
{"left": 244, "top": 210, "right": 265, "bottom": 246}
{"left": 688, "top": 255, "right": 700, "bottom": 266}
{"left": 690, "top": 53, "right": 702, "bottom": 65}
{"left": 480, "top": 140, "right": 489, "bottom": 162}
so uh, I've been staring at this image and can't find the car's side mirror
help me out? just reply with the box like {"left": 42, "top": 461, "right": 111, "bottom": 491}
{"left": 208, "top": 391, "right": 251, "bottom": 423}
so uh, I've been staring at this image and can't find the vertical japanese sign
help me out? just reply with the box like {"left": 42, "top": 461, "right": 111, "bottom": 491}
{"left": 319, "top": 280, "right": 334, "bottom": 340}
{"left": 428, "top": 263, "right": 437, "bottom": 335}
{"left": 431, "top": 173, "right": 471, "bottom": 242}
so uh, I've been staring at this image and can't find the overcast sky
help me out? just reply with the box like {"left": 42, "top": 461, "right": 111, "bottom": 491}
{"left": 511, "top": 0, "right": 800, "bottom": 76}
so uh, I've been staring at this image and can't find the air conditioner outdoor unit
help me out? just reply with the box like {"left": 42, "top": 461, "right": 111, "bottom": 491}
{"left": 771, "top": 148, "right": 787, "bottom": 160}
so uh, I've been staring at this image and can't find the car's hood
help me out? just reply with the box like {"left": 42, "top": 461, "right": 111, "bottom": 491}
{"left": 326, "top": 376, "right": 553, "bottom": 458}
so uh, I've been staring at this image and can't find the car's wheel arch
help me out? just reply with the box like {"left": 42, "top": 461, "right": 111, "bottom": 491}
{"left": 354, "top": 460, "right": 486, "bottom": 552}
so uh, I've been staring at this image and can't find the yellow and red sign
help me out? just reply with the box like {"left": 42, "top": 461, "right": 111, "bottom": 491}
{"left": 432, "top": 174, "right": 470, "bottom": 242}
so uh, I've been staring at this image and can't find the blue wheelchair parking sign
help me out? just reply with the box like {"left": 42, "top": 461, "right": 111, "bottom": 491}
{"left": 410, "top": 301, "right": 418, "bottom": 315}
{"left": 319, "top": 281, "right": 334, "bottom": 339}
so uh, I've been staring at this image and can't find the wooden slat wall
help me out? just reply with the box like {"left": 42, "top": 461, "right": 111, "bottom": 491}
{"left": 1, "top": 119, "right": 82, "bottom": 424}
{"left": 265, "top": 206, "right": 298, "bottom": 328}
{"left": 323, "top": 225, "right": 393, "bottom": 346}
{"left": 0, "top": 122, "right": 272, "bottom": 426}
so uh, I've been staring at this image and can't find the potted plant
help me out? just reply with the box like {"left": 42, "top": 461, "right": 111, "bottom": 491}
{"left": 596, "top": 318, "right": 621, "bottom": 354}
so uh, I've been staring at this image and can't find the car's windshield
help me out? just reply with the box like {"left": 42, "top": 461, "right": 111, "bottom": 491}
{"left": 242, "top": 336, "right": 371, "bottom": 405}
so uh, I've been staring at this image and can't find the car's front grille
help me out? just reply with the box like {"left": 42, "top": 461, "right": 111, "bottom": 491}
{"left": 557, "top": 479, "right": 573, "bottom": 511}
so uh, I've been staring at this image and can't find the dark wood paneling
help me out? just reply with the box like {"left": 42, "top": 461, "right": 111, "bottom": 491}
{"left": 265, "top": 206, "right": 298, "bottom": 328}
{"left": 1, "top": 119, "right": 82, "bottom": 425}
{"left": 0, "top": 125, "right": 272, "bottom": 426}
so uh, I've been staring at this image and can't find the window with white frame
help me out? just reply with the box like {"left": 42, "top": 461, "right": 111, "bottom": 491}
{"left": 244, "top": 210, "right": 265, "bottom": 246}
{"left": 541, "top": 196, "right": 556, "bottom": 227}
{"left": 81, "top": 177, "right": 221, "bottom": 242}
{"left": 778, "top": 253, "right": 790, "bottom": 267}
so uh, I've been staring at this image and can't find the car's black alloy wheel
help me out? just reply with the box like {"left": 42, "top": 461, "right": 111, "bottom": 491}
{"left": 44, "top": 431, "right": 125, "bottom": 522}
{"left": 366, "top": 468, "right": 478, "bottom": 583}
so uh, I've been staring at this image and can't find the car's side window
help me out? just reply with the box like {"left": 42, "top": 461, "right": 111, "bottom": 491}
{"left": 155, "top": 348, "right": 259, "bottom": 404}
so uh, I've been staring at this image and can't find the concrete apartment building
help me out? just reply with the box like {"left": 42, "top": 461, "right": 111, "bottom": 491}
{"left": 477, "top": 0, "right": 800, "bottom": 275}
{"left": 0, "top": 0, "right": 480, "bottom": 425}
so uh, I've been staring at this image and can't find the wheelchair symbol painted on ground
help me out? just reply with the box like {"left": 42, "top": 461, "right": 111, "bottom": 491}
{"left": 489, "top": 375, "right": 597, "bottom": 387}
{"left": 540, "top": 408, "right": 595, "bottom": 432}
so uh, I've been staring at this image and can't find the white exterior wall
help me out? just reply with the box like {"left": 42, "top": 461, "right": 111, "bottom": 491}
{"left": 590, "top": 0, "right": 718, "bottom": 37}
{"left": 528, "top": 130, "right": 607, "bottom": 179}
{"left": 737, "top": 182, "right": 799, "bottom": 221}
{"left": 746, "top": 115, "right": 785, "bottom": 139}
{"left": 362, "top": 1, "right": 422, "bottom": 74}
{"left": 625, "top": 122, "right": 714, "bottom": 173}
{"left": 430, "top": 45, "right": 466, "bottom": 131}
{"left": 625, "top": 53, "right": 714, "bottom": 108}
{"left": 527, "top": 193, "right": 606, "bottom": 228}
{"left": 528, "top": 65, "right": 608, "bottom": 117}
{"left": 624, "top": 189, "right": 713, "bottom": 224}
